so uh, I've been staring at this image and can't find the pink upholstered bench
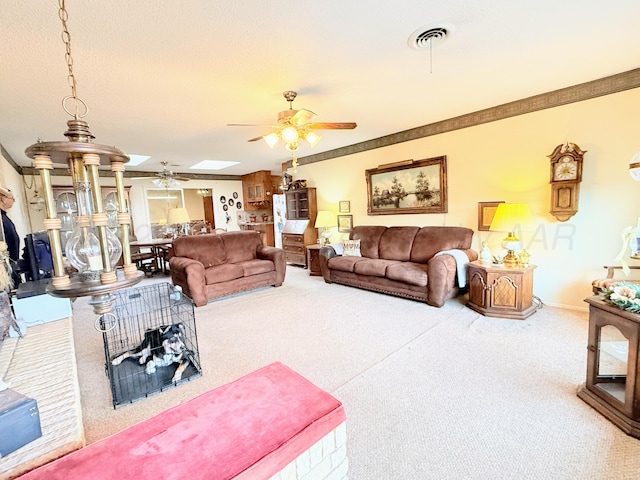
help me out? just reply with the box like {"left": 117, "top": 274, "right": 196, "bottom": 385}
{"left": 17, "top": 362, "right": 347, "bottom": 480}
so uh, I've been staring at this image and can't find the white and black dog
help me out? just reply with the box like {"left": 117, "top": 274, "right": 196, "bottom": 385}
{"left": 111, "top": 323, "right": 191, "bottom": 382}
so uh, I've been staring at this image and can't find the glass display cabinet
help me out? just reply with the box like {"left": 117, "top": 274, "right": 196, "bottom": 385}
{"left": 578, "top": 296, "right": 640, "bottom": 438}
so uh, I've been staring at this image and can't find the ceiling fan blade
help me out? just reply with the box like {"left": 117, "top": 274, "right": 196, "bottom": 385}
{"left": 290, "top": 109, "right": 316, "bottom": 126}
{"left": 307, "top": 122, "right": 357, "bottom": 130}
{"left": 248, "top": 136, "right": 264, "bottom": 142}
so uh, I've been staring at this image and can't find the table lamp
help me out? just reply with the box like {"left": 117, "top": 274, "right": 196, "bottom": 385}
{"left": 489, "top": 203, "right": 532, "bottom": 268}
{"left": 314, "top": 211, "right": 335, "bottom": 245}
{"left": 167, "top": 207, "right": 191, "bottom": 237}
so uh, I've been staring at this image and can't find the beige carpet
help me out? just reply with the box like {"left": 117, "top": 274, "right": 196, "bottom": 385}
{"left": 69, "top": 266, "right": 640, "bottom": 479}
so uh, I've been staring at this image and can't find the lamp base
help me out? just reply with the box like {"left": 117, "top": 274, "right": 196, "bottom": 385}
{"left": 503, "top": 250, "right": 519, "bottom": 268}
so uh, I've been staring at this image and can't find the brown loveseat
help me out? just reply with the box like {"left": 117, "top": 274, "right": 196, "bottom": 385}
{"left": 319, "top": 225, "right": 477, "bottom": 307}
{"left": 170, "top": 231, "right": 286, "bottom": 306}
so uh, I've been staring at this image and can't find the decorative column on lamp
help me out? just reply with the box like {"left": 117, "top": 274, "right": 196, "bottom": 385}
{"left": 167, "top": 208, "right": 191, "bottom": 237}
{"left": 489, "top": 203, "right": 533, "bottom": 268}
{"left": 314, "top": 210, "right": 335, "bottom": 245}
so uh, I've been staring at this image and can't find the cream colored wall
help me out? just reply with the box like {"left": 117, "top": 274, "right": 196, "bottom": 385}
{"left": 290, "top": 88, "right": 640, "bottom": 310}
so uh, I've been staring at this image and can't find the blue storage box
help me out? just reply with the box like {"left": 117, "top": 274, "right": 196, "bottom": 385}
{"left": 0, "top": 389, "right": 42, "bottom": 457}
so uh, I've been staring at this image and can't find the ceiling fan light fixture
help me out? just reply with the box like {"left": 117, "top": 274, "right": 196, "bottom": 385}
{"left": 281, "top": 126, "right": 299, "bottom": 143}
{"left": 304, "top": 131, "right": 322, "bottom": 148}
{"left": 285, "top": 141, "right": 299, "bottom": 153}
{"left": 263, "top": 132, "right": 279, "bottom": 149}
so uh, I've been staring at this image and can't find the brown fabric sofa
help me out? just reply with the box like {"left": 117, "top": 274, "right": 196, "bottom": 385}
{"left": 319, "top": 225, "right": 477, "bottom": 307}
{"left": 169, "top": 231, "right": 286, "bottom": 306}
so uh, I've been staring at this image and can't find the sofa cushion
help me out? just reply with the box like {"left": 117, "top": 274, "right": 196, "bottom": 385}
{"left": 204, "top": 263, "right": 244, "bottom": 284}
{"left": 351, "top": 226, "right": 387, "bottom": 259}
{"left": 173, "top": 234, "right": 226, "bottom": 267}
{"left": 342, "top": 239, "right": 361, "bottom": 257}
{"left": 386, "top": 262, "right": 429, "bottom": 287}
{"left": 410, "top": 226, "right": 474, "bottom": 263}
{"left": 379, "top": 227, "right": 420, "bottom": 261}
{"left": 240, "top": 259, "right": 275, "bottom": 277}
{"left": 327, "top": 256, "right": 366, "bottom": 273}
{"left": 353, "top": 259, "right": 401, "bottom": 277}
{"left": 222, "top": 231, "right": 262, "bottom": 263}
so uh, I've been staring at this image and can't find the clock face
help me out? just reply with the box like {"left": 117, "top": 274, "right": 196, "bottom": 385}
{"left": 554, "top": 156, "right": 578, "bottom": 181}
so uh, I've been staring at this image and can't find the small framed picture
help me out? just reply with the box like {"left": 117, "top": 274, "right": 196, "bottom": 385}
{"left": 337, "top": 214, "right": 353, "bottom": 233}
{"left": 478, "top": 201, "right": 504, "bottom": 231}
{"left": 339, "top": 200, "right": 351, "bottom": 213}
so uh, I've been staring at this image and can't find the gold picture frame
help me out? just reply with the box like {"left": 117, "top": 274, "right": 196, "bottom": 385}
{"left": 365, "top": 156, "right": 447, "bottom": 215}
{"left": 337, "top": 215, "right": 353, "bottom": 233}
{"left": 477, "top": 201, "right": 504, "bottom": 231}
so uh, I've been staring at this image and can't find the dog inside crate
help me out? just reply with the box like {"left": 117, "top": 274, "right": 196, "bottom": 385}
{"left": 101, "top": 283, "right": 201, "bottom": 407}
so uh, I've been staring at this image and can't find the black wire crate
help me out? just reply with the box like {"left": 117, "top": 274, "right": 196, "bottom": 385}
{"left": 100, "top": 282, "right": 202, "bottom": 408}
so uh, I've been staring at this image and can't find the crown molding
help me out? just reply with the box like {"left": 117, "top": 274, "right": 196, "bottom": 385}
{"left": 288, "top": 67, "right": 640, "bottom": 170}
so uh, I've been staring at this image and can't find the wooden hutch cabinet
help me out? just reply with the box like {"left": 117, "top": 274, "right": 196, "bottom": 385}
{"left": 466, "top": 261, "right": 536, "bottom": 320}
{"left": 282, "top": 187, "right": 317, "bottom": 266}
{"left": 241, "top": 170, "right": 279, "bottom": 211}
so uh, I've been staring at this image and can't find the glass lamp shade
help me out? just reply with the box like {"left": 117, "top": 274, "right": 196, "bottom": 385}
{"left": 304, "top": 131, "right": 322, "bottom": 147}
{"left": 629, "top": 152, "right": 640, "bottom": 181}
{"left": 281, "top": 126, "right": 299, "bottom": 143}
{"left": 263, "top": 132, "right": 279, "bottom": 149}
{"left": 29, "top": 193, "right": 45, "bottom": 211}
{"left": 65, "top": 224, "right": 122, "bottom": 273}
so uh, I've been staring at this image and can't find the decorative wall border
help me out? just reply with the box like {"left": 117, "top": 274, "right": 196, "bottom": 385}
{"left": 289, "top": 68, "right": 640, "bottom": 170}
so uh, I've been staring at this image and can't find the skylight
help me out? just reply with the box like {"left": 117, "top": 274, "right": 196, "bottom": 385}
{"left": 126, "top": 154, "right": 151, "bottom": 166}
{"left": 190, "top": 160, "right": 240, "bottom": 171}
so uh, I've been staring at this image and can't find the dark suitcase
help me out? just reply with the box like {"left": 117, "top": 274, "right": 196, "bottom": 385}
{"left": 0, "top": 388, "right": 42, "bottom": 457}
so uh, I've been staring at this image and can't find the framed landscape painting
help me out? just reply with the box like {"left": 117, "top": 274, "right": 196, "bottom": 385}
{"left": 365, "top": 156, "right": 447, "bottom": 215}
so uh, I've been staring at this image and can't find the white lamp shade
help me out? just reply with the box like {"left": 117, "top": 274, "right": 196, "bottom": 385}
{"left": 167, "top": 207, "right": 191, "bottom": 225}
{"left": 314, "top": 210, "right": 335, "bottom": 229}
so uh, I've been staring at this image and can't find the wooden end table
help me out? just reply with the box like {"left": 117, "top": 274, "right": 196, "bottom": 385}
{"left": 305, "top": 244, "right": 322, "bottom": 276}
{"left": 466, "top": 260, "right": 536, "bottom": 320}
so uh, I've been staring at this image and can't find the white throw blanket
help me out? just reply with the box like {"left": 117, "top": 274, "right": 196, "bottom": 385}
{"left": 434, "top": 249, "right": 470, "bottom": 288}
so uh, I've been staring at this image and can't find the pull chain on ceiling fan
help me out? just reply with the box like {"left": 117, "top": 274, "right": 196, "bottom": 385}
{"left": 228, "top": 90, "right": 357, "bottom": 170}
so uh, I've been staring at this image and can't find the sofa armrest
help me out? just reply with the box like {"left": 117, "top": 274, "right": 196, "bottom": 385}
{"left": 257, "top": 245, "right": 286, "bottom": 286}
{"left": 427, "top": 254, "right": 461, "bottom": 307}
{"left": 169, "top": 256, "right": 207, "bottom": 307}
{"left": 319, "top": 246, "right": 338, "bottom": 283}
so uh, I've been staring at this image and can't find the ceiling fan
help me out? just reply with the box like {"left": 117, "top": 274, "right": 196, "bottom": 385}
{"left": 227, "top": 91, "right": 357, "bottom": 161}
{"left": 133, "top": 161, "right": 190, "bottom": 188}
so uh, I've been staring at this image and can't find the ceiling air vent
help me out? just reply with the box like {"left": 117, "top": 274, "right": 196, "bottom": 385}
{"left": 408, "top": 23, "right": 454, "bottom": 50}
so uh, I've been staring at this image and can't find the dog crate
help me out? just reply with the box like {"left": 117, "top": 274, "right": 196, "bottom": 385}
{"left": 100, "top": 282, "right": 202, "bottom": 408}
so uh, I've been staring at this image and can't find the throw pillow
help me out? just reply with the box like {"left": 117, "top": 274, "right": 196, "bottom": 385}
{"left": 342, "top": 239, "right": 362, "bottom": 257}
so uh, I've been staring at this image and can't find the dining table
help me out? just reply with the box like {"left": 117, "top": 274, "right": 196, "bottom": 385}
{"left": 129, "top": 238, "right": 172, "bottom": 274}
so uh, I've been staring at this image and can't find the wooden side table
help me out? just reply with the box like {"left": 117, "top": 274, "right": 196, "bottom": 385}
{"left": 578, "top": 296, "right": 640, "bottom": 438}
{"left": 466, "top": 260, "right": 536, "bottom": 320}
{"left": 305, "top": 244, "right": 322, "bottom": 276}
